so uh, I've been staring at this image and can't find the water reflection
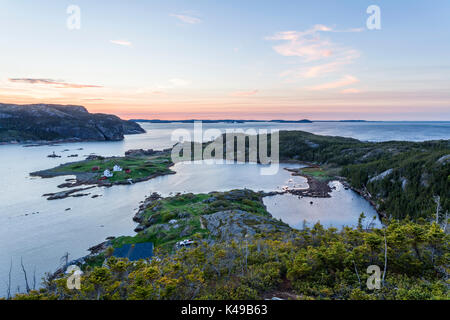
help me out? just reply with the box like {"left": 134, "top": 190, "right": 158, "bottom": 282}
{"left": 264, "top": 181, "right": 381, "bottom": 229}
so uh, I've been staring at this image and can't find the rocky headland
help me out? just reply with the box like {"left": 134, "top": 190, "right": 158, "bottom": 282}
{"left": 0, "top": 103, "right": 145, "bottom": 143}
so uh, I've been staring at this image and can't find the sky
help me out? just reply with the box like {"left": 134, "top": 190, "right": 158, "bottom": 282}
{"left": 0, "top": 0, "right": 449, "bottom": 120}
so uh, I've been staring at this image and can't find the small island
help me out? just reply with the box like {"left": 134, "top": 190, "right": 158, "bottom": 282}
{"left": 31, "top": 149, "right": 176, "bottom": 194}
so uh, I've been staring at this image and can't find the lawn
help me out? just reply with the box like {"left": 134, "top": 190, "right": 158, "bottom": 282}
{"left": 53, "top": 155, "right": 174, "bottom": 183}
{"left": 300, "top": 167, "right": 332, "bottom": 180}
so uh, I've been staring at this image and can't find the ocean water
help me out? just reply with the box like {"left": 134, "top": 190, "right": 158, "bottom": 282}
{"left": 130, "top": 121, "right": 450, "bottom": 144}
{"left": 279, "top": 121, "right": 450, "bottom": 142}
{"left": 0, "top": 121, "right": 447, "bottom": 296}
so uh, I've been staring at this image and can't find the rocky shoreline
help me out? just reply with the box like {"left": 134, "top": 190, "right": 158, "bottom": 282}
{"left": 264, "top": 166, "right": 387, "bottom": 222}
{"left": 30, "top": 151, "right": 176, "bottom": 200}
{"left": 32, "top": 166, "right": 175, "bottom": 189}
{"left": 337, "top": 179, "right": 387, "bottom": 221}
{"left": 1, "top": 138, "right": 120, "bottom": 146}
{"left": 132, "top": 192, "right": 162, "bottom": 231}
{"left": 263, "top": 167, "right": 332, "bottom": 198}
{"left": 33, "top": 169, "right": 176, "bottom": 200}
{"left": 42, "top": 186, "right": 96, "bottom": 200}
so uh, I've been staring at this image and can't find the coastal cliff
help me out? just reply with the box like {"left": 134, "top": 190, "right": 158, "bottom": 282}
{"left": 0, "top": 103, "right": 145, "bottom": 143}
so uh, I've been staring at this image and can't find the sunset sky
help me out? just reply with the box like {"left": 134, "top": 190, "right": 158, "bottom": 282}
{"left": 1, "top": 0, "right": 449, "bottom": 120}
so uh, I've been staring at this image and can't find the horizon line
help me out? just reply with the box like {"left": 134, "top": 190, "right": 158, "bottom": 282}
{"left": 130, "top": 119, "right": 450, "bottom": 123}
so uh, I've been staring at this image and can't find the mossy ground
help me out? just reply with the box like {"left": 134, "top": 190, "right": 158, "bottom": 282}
{"left": 111, "top": 190, "right": 270, "bottom": 252}
{"left": 140, "top": 191, "right": 269, "bottom": 223}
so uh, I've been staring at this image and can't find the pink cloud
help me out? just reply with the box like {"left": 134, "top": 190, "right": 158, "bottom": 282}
{"left": 267, "top": 25, "right": 341, "bottom": 61}
{"left": 9, "top": 78, "right": 103, "bottom": 89}
{"left": 268, "top": 25, "right": 361, "bottom": 82}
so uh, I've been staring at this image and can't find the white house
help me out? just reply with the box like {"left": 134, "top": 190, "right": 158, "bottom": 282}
{"left": 103, "top": 169, "right": 114, "bottom": 178}
{"left": 113, "top": 165, "right": 123, "bottom": 172}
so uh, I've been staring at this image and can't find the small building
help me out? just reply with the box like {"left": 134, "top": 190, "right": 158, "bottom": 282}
{"left": 103, "top": 169, "right": 114, "bottom": 178}
{"left": 113, "top": 242, "right": 154, "bottom": 261}
{"left": 113, "top": 165, "right": 123, "bottom": 172}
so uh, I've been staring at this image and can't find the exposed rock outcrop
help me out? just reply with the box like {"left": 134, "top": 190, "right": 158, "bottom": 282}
{"left": 437, "top": 154, "right": 450, "bottom": 165}
{"left": 369, "top": 169, "right": 393, "bottom": 183}
{"left": 0, "top": 103, "right": 145, "bottom": 142}
{"left": 201, "top": 210, "right": 291, "bottom": 241}
{"left": 42, "top": 186, "right": 96, "bottom": 200}
{"left": 125, "top": 148, "right": 172, "bottom": 157}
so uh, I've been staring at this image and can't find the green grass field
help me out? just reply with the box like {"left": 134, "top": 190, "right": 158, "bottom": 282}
{"left": 300, "top": 167, "right": 332, "bottom": 180}
{"left": 54, "top": 155, "right": 174, "bottom": 183}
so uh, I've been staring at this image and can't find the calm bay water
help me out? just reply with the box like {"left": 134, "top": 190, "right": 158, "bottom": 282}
{"left": 0, "top": 121, "right": 448, "bottom": 296}
{"left": 264, "top": 181, "right": 381, "bottom": 229}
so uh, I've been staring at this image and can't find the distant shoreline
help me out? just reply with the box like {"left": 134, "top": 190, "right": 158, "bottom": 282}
{"left": 131, "top": 119, "right": 450, "bottom": 123}
{"left": 131, "top": 119, "right": 315, "bottom": 124}
{"left": 0, "top": 135, "right": 137, "bottom": 147}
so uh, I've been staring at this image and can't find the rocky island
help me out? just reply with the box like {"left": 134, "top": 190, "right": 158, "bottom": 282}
{"left": 0, "top": 103, "right": 145, "bottom": 143}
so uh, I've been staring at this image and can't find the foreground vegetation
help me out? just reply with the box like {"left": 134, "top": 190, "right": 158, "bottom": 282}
{"left": 14, "top": 220, "right": 449, "bottom": 300}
